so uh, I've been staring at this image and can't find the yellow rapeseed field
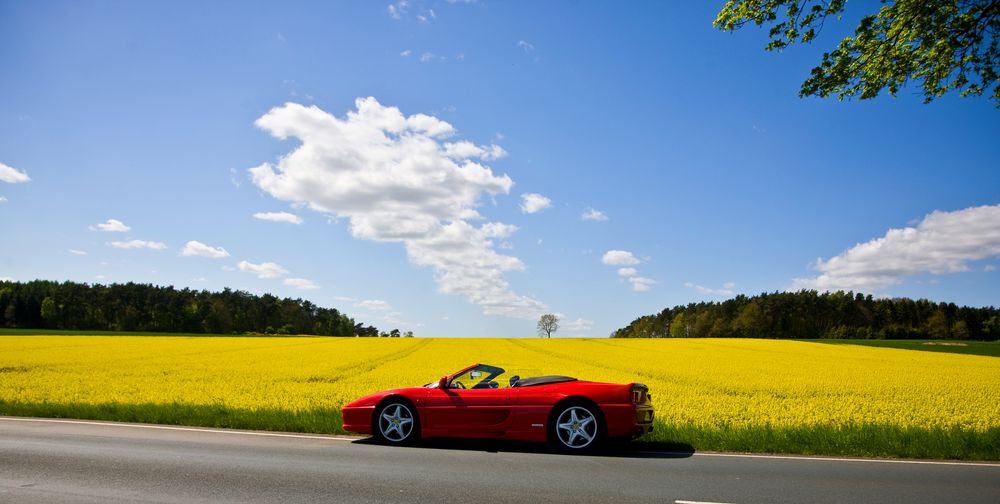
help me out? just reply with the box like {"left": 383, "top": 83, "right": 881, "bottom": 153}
{"left": 2, "top": 336, "right": 998, "bottom": 458}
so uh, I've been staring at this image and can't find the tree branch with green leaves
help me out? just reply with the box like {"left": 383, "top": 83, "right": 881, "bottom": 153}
{"left": 714, "top": 0, "right": 1000, "bottom": 106}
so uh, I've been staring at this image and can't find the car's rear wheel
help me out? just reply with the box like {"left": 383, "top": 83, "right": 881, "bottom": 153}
{"left": 550, "top": 402, "right": 602, "bottom": 452}
{"left": 374, "top": 400, "right": 419, "bottom": 445}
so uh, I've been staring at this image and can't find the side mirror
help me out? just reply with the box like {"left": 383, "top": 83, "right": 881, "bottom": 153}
{"left": 437, "top": 376, "right": 449, "bottom": 389}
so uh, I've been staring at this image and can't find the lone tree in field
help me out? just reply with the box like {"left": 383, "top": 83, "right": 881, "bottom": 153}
{"left": 714, "top": 0, "right": 1000, "bottom": 106}
{"left": 537, "top": 314, "right": 559, "bottom": 338}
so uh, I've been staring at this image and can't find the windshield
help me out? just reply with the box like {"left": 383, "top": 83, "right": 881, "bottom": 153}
{"left": 422, "top": 364, "right": 545, "bottom": 389}
{"left": 448, "top": 364, "right": 509, "bottom": 389}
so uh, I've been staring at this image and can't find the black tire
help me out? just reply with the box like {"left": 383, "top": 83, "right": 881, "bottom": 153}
{"left": 373, "top": 399, "right": 420, "bottom": 446}
{"left": 549, "top": 401, "right": 603, "bottom": 452}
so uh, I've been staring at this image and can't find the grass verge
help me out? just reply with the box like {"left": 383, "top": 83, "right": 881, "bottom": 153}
{"left": 648, "top": 422, "right": 1000, "bottom": 460}
{"left": 805, "top": 339, "right": 1000, "bottom": 358}
{"left": 0, "top": 401, "right": 344, "bottom": 434}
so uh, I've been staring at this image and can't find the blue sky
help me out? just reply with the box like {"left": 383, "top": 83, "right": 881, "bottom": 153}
{"left": 1, "top": 1, "right": 998, "bottom": 337}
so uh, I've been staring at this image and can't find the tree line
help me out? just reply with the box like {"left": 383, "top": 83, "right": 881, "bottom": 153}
{"left": 0, "top": 280, "right": 390, "bottom": 336}
{"left": 612, "top": 290, "right": 1000, "bottom": 340}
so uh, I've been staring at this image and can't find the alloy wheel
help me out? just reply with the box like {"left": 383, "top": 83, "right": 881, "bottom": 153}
{"left": 555, "top": 406, "right": 598, "bottom": 449}
{"left": 378, "top": 403, "right": 414, "bottom": 442}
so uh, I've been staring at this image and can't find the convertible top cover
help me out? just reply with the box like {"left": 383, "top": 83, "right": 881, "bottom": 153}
{"left": 513, "top": 375, "right": 577, "bottom": 387}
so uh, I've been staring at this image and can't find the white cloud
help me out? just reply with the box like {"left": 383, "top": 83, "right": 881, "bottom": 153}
{"left": 407, "top": 113, "right": 455, "bottom": 137}
{"left": 0, "top": 162, "right": 30, "bottom": 184}
{"left": 520, "top": 193, "right": 552, "bottom": 214}
{"left": 247, "top": 97, "right": 546, "bottom": 319}
{"left": 479, "top": 222, "right": 518, "bottom": 238}
{"left": 400, "top": 49, "right": 412, "bottom": 57}
{"left": 387, "top": 0, "right": 408, "bottom": 19}
{"left": 0, "top": 196, "right": 7, "bottom": 203}
{"left": 603, "top": 250, "right": 654, "bottom": 291}
{"left": 986, "top": 264, "right": 997, "bottom": 272}
{"left": 68, "top": 249, "right": 87, "bottom": 256}
{"left": 181, "top": 240, "right": 231, "bottom": 259}
{"left": 192, "top": 277, "right": 208, "bottom": 282}
{"left": 443, "top": 141, "right": 506, "bottom": 160}
{"left": 629, "top": 277, "right": 656, "bottom": 292}
{"left": 230, "top": 167, "right": 243, "bottom": 188}
{"left": 237, "top": 260, "right": 288, "bottom": 279}
{"left": 109, "top": 240, "right": 166, "bottom": 250}
{"left": 91, "top": 219, "right": 130, "bottom": 232}
{"left": 388, "top": 0, "right": 438, "bottom": 23}
{"left": 559, "top": 317, "right": 595, "bottom": 336}
{"left": 0, "top": 276, "right": 14, "bottom": 282}
{"left": 582, "top": 208, "right": 608, "bottom": 222}
{"left": 356, "top": 299, "right": 393, "bottom": 311}
{"left": 602, "top": 250, "right": 640, "bottom": 266}
{"left": 417, "top": 9, "right": 437, "bottom": 23}
{"left": 253, "top": 211, "right": 303, "bottom": 224}
{"left": 517, "top": 40, "right": 535, "bottom": 52}
{"left": 791, "top": 204, "right": 1000, "bottom": 293}
{"left": 354, "top": 299, "right": 406, "bottom": 326}
{"left": 284, "top": 277, "right": 320, "bottom": 290}
{"left": 684, "top": 281, "right": 736, "bottom": 297}
{"left": 420, "top": 52, "right": 438, "bottom": 63}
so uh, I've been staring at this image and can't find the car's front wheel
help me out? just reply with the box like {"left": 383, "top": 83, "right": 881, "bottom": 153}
{"left": 374, "top": 400, "right": 419, "bottom": 445}
{"left": 550, "top": 402, "right": 602, "bottom": 452}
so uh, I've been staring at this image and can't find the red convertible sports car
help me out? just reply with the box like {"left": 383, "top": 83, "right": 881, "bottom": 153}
{"left": 341, "top": 363, "right": 654, "bottom": 451}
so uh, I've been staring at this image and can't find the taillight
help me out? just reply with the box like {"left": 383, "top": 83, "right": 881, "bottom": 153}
{"left": 631, "top": 384, "right": 649, "bottom": 405}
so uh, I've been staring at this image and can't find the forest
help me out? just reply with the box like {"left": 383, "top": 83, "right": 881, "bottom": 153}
{"left": 0, "top": 280, "right": 383, "bottom": 336}
{"left": 6, "top": 280, "right": 999, "bottom": 340}
{"left": 613, "top": 290, "right": 1000, "bottom": 340}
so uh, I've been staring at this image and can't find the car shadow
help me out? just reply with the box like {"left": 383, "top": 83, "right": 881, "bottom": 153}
{"left": 352, "top": 437, "right": 695, "bottom": 459}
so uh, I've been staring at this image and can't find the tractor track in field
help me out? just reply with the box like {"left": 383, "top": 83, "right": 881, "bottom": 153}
{"left": 506, "top": 339, "right": 669, "bottom": 384}
{"left": 302, "top": 338, "right": 434, "bottom": 385}
{"left": 506, "top": 339, "right": 718, "bottom": 393}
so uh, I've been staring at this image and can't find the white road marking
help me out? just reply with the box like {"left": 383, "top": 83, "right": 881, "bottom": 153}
{"left": 675, "top": 500, "right": 734, "bottom": 504}
{"left": 0, "top": 417, "right": 359, "bottom": 442}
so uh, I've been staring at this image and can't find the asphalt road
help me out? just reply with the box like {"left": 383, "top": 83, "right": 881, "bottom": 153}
{"left": 2, "top": 417, "right": 998, "bottom": 504}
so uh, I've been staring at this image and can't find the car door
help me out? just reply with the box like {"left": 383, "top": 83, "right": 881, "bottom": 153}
{"left": 422, "top": 386, "right": 513, "bottom": 437}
